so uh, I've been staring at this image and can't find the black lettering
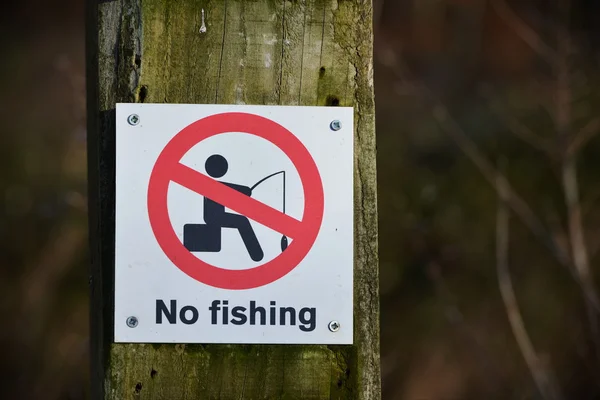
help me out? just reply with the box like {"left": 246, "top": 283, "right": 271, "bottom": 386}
{"left": 279, "top": 307, "right": 296, "bottom": 326}
{"left": 270, "top": 301, "right": 276, "bottom": 325}
{"left": 250, "top": 301, "right": 266, "bottom": 325}
{"left": 298, "top": 307, "right": 316, "bottom": 332}
{"left": 209, "top": 300, "right": 220, "bottom": 325}
{"left": 223, "top": 300, "right": 229, "bottom": 325}
{"left": 180, "top": 305, "right": 199, "bottom": 324}
{"left": 156, "top": 299, "right": 177, "bottom": 324}
{"left": 231, "top": 306, "right": 248, "bottom": 325}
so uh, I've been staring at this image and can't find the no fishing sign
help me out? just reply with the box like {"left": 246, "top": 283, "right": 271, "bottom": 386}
{"left": 114, "top": 104, "right": 354, "bottom": 344}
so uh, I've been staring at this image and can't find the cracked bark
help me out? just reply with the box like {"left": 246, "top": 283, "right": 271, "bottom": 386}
{"left": 87, "top": 0, "right": 379, "bottom": 399}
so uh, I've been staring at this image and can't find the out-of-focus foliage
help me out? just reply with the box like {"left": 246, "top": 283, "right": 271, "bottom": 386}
{"left": 0, "top": 1, "right": 88, "bottom": 399}
{"left": 2, "top": 0, "right": 600, "bottom": 399}
{"left": 376, "top": 0, "right": 600, "bottom": 399}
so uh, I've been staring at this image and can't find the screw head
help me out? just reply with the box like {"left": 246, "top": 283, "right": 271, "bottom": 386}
{"left": 330, "top": 120, "right": 342, "bottom": 131}
{"left": 127, "top": 114, "right": 140, "bottom": 126}
{"left": 328, "top": 320, "right": 340, "bottom": 332}
{"left": 126, "top": 316, "right": 138, "bottom": 328}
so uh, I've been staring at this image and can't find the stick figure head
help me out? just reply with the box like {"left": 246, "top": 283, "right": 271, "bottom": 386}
{"left": 205, "top": 154, "right": 228, "bottom": 178}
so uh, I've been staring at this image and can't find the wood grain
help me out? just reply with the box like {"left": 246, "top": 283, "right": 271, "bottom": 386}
{"left": 87, "top": 0, "right": 379, "bottom": 398}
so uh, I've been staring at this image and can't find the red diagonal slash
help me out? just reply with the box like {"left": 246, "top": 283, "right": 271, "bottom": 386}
{"left": 171, "top": 162, "right": 303, "bottom": 239}
{"left": 147, "top": 112, "right": 325, "bottom": 289}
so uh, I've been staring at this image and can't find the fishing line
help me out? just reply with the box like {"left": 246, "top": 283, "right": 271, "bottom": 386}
{"left": 250, "top": 171, "right": 288, "bottom": 251}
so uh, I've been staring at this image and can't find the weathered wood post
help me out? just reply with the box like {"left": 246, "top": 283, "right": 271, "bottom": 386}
{"left": 86, "top": 0, "right": 379, "bottom": 398}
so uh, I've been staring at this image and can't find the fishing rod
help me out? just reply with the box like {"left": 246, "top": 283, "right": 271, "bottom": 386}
{"left": 250, "top": 170, "right": 288, "bottom": 251}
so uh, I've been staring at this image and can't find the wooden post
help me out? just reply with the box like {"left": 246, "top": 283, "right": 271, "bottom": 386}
{"left": 86, "top": 0, "right": 379, "bottom": 398}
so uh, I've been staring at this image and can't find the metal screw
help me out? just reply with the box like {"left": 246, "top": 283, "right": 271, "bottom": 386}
{"left": 330, "top": 120, "right": 342, "bottom": 131}
{"left": 328, "top": 320, "right": 340, "bottom": 332}
{"left": 126, "top": 316, "right": 138, "bottom": 328}
{"left": 127, "top": 114, "right": 140, "bottom": 126}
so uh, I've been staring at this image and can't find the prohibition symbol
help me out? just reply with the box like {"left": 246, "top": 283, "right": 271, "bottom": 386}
{"left": 147, "top": 112, "right": 324, "bottom": 290}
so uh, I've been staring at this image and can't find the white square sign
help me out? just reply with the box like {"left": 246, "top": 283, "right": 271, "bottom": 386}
{"left": 114, "top": 103, "right": 353, "bottom": 344}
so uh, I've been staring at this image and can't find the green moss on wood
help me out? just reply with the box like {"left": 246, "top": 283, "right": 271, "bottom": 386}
{"left": 107, "top": 344, "right": 348, "bottom": 399}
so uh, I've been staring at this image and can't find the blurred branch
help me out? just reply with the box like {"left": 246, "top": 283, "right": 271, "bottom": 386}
{"left": 481, "top": 89, "right": 555, "bottom": 156}
{"left": 378, "top": 36, "right": 600, "bottom": 313}
{"left": 495, "top": 160, "right": 564, "bottom": 400}
{"left": 554, "top": 0, "right": 600, "bottom": 362}
{"left": 431, "top": 105, "right": 559, "bottom": 261}
{"left": 567, "top": 117, "right": 600, "bottom": 156}
{"left": 489, "top": 0, "right": 558, "bottom": 65}
{"left": 544, "top": 206, "right": 571, "bottom": 260}
{"left": 430, "top": 104, "right": 600, "bottom": 313}
{"left": 427, "top": 262, "right": 499, "bottom": 394}
{"left": 562, "top": 156, "right": 600, "bottom": 360}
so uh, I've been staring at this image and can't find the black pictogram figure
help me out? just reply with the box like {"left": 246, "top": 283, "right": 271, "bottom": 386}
{"left": 184, "top": 154, "right": 288, "bottom": 262}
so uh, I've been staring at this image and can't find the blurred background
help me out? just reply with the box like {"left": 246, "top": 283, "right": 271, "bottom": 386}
{"left": 2, "top": 0, "right": 600, "bottom": 399}
{"left": 0, "top": 0, "right": 88, "bottom": 399}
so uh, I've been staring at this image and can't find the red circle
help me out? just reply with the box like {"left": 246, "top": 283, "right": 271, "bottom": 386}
{"left": 147, "top": 112, "right": 324, "bottom": 290}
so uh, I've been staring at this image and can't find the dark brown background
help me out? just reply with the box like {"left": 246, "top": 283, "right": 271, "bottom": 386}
{"left": 2, "top": 0, "right": 600, "bottom": 399}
